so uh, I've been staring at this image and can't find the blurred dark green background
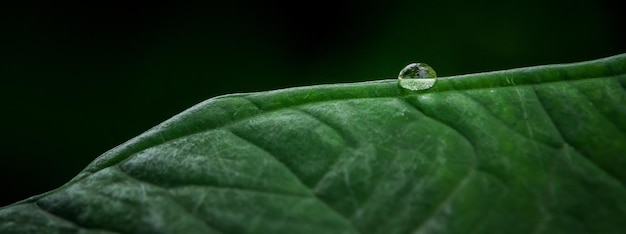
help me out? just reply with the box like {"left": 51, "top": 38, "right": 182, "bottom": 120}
{"left": 1, "top": 1, "right": 624, "bottom": 206}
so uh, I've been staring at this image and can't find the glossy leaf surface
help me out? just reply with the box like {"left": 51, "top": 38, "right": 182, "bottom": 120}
{"left": 2, "top": 54, "right": 626, "bottom": 234}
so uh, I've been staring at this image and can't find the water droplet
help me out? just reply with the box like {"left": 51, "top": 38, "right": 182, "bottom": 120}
{"left": 398, "top": 63, "right": 437, "bottom": 90}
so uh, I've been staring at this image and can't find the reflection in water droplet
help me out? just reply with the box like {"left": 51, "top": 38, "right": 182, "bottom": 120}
{"left": 398, "top": 63, "right": 437, "bottom": 91}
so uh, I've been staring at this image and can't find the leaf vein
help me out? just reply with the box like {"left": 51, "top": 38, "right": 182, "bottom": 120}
{"left": 531, "top": 86, "right": 626, "bottom": 187}
{"left": 112, "top": 167, "right": 226, "bottom": 234}
{"left": 225, "top": 128, "right": 361, "bottom": 233}
{"left": 399, "top": 99, "right": 479, "bottom": 234}
{"left": 33, "top": 201, "right": 122, "bottom": 234}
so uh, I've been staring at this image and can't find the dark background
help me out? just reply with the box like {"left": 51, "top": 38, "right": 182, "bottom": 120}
{"left": 1, "top": 0, "right": 624, "bottom": 206}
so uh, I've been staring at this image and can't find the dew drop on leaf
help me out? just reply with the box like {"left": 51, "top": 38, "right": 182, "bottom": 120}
{"left": 398, "top": 62, "right": 437, "bottom": 91}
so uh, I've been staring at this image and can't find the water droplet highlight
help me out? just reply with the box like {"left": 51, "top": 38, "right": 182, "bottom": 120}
{"left": 398, "top": 63, "right": 437, "bottom": 91}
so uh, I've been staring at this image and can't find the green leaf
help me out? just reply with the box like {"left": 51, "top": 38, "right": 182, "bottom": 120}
{"left": 2, "top": 54, "right": 626, "bottom": 234}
